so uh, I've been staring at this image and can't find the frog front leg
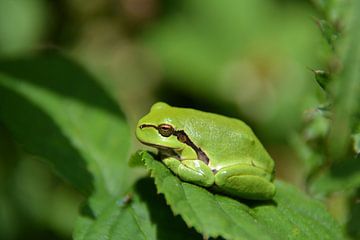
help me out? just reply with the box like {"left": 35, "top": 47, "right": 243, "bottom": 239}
{"left": 214, "top": 162, "right": 276, "bottom": 200}
{"left": 163, "top": 157, "right": 214, "bottom": 187}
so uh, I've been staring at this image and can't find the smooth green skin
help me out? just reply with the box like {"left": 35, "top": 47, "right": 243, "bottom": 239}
{"left": 136, "top": 102, "right": 276, "bottom": 200}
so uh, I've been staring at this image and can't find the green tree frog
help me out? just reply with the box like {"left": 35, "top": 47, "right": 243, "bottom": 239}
{"left": 136, "top": 102, "right": 276, "bottom": 200}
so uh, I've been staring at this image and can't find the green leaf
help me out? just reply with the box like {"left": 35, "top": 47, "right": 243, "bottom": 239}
{"left": 311, "top": 69, "right": 331, "bottom": 91}
{"left": 129, "top": 150, "right": 146, "bottom": 167}
{"left": 0, "top": 51, "right": 134, "bottom": 203}
{"left": 0, "top": 80, "right": 93, "bottom": 195}
{"left": 0, "top": 52, "right": 157, "bottom": 239}
{"left": 74, "top": 178, "right": 202, "bottom": 240}
{"left": 315, "top": 19, "right": 339, "bottom": 50}
{"left": 311, "top": 0, "right": 348, "bottom": 23}
{"left": 346, "top": 189, "right": 360, "bottom": 239}
{"left": 290, "top": 134, "right": 325, "bottom": 179}
{"left": 137, "top": 151, "right": 344, "bottom": 240}
{"left": 309, "top": 156, "right": 360, "bottom": 196}
{"left": 353, "top": 132, "right": 360, "bottom": 154}
{"left": 327, "top": 0, "right": 360, "bottom": 161}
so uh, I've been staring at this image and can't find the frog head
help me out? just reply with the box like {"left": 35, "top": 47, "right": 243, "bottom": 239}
{"left": 136, "top": 102, "right": 187, "bottom": 150}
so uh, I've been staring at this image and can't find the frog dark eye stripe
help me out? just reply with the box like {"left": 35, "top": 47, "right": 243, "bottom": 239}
{"left": 139, "top": 124, "right": 157, "bottom": 129}
{"left": 139, "top": 124, "right": 209, "bottom": 165}
{"left": 140, "top": 124, "right": 174, "bottom": 137}
{"left": 174, "top": 130, "right": 209, "bottom": 165}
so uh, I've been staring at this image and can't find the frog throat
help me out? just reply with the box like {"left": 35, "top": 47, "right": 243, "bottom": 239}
{"left": 139, "top": 124, "right": 209, "bottom": 165}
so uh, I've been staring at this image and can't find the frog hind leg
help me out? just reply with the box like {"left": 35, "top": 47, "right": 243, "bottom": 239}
{"left": 214, "top": 163, "right": 276, "bottom": 200}
{"left": 163, "top": 157, "right": 214, "bottom": 187}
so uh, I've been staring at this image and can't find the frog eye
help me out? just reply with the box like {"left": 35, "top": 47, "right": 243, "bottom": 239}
{"left": 158, "top": 124, "right": 174, "bottom": 137}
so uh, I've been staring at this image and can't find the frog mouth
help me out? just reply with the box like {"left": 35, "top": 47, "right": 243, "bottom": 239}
{"left": 137, "top": 140, "right": 182, "bottom": 160}
{"left": 137, "top": 140, "right": 181, "bottom": 151}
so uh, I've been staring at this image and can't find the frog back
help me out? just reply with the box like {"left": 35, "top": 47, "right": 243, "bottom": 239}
{"left": 178, "top": 108, "right": 274, "bottom": 172}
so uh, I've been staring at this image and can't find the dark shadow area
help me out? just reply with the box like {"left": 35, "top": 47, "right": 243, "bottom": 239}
{"left": 0, "top": 85, "right": 94, "bottom": 196}
{"left": 45, "top": 0, "right": 82, "bottom": 46}
{"left": 17, "top": 228, "right": 70, "bottom": 240}
{"left": 0, "top": 123, "right": 20, "bottom": 173}
{"left": 0, "top": 124, "right": 74, "bottom": 240}
{"left": 329, "top": 154, "right": 360, "bottom": 179}
{"left": 155, "top": 80, "right": 247, "bottom": 119}
{"left": 241, "top": 198, "right": 278, "bottom": 209}
{"left": 346, "top": 188, "right": 360, "bottom": 239}
{"left": 79, "top": 200, "right": 96, "bottom": 220}
{"left": 157, "top": 0, "right": 185, "bottom": 18}
{"left": 209, "top": 185, "right": 278, "bottom": 208}
{"left": 135, "top": 177, "right": 203, "bottom": 240}
{"left": 0, "top": 51, "right": 124, "bottom": 119}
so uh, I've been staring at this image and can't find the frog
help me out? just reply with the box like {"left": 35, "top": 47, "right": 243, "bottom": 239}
{"left": 136, "top": 102, "right": 276, "bottom": 200}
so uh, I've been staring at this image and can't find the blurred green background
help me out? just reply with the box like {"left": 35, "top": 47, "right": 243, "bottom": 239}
{"left": 0, "top": 0, "right": 354, "bottom": 239}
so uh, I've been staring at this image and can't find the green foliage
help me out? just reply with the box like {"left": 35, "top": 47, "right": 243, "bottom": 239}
{"left": 0, "top": 52, "right": 199, "bottom": 240}
{"left": 292, "top": 2, "right": 360, "bottom": 238}
{"left": 315, "top": 19, "right": 339, "bottom": 50}
{"left": 309, "top": 156, "right": 360, "bottom": 194}
{"left": 311, "top": 69, "right": 331, "bottom": 91}
{"left": 0, "top": 52, "right": 140, "bottom": 239}
{"left": 0, "top": 52, "right": 133, "bottom": 198}
{"left": 74, "top": 178, "right": 201, "bottom": 240}
{"left": 1, "top": 1, "right": 359, "bottom": 239}
{"left": 297, "top": 0, "right": 360, "bottom": 197}
{"left": 347, "top": 189, "right": 360, "bottom": 238}
{"left": 136, "top": 151, "right": 344, "bottom": 240}
{"left": 353, "top": 132, "right": 360, "bottom": 154}
{"left": 0, "top": 51, "right": 347, "bottom": 240}
{"left": 0, "top": 0, "right": 46, "bottom": 56}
